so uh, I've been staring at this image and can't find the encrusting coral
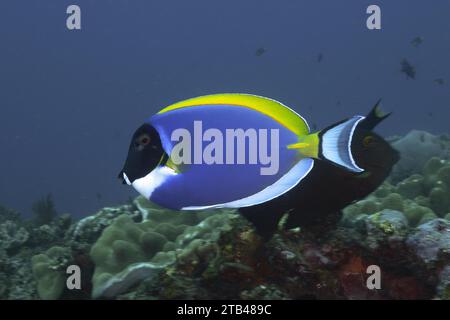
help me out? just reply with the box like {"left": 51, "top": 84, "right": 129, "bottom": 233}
{"left": 31, "top": 246, "right": 72, "bottom": 300}
{"left": 89, "top": 197, "right": 238, "bottom": 298}
{"left": 390, "top": 130, "right": 450, "bottom": 182}
{"left": 1, "top": 130, "right": 449, "bottom": 300}
{"left": 0, "top": 221, "right": 29, "bottom": 253}
{"left": 343, "top": 157, "right": 450, "bottom": 227}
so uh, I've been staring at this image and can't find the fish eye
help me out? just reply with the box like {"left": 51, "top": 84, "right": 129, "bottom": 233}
{"left": 363, "top": 135, "right": 376, "bottom": 147}
{"left": 135, "top": 134, "right": 151, "bottom": 150}
{"left": 140, "top": 135, "right": 150, "bottom": 145}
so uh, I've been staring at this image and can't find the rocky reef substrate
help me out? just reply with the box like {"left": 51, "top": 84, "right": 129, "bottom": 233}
{"left": 1, "top": 130, "right": 450, "bottom": 300}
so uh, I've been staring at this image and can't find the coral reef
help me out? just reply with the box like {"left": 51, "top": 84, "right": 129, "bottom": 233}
{"left": 343, "top": 156, "right": 450, "bottom": 227}
{"left": 361, "top": 210, "right": 409, "bottom": 250}
{"left": 67, "top": 203, "right": 142, "bottom": 252}
{"left": 406, "top": 219, "right": 450, "bottom": 266}
{"left": 0, "top": 130, "right": 449, "bottom": 300}
{"left": 32, "top": 194, "right": 58, "bottom": 226}
{"left": 90, "top": 198, "right": 237, "bottom": 298}
{"left": 0, "top": 205, "right": 20, "bottom": 223}
{"left": 390, "top": 130, "right": 450, "bottom": 182}
{"left": 31, "top": 246, "right": 72, "bottom": 300}
{"left": 0, "top": 205, "right": 73, "bottom": 299}
{"left": 116, "top": 211, "right": 260, "bottom": 300}
{"left": 90, "top": 214, "right": 176, "bottom": 298}
{"left": 3, "top": 252, "right": 37, "bottom": 299}
{"left": 437, "top": 265, "right": 450, "bottom": 299}
{"left": 0, "top": 220, "right": 29, "bottom": 253}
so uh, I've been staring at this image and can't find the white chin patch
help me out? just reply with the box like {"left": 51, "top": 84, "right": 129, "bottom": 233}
{"left": 123, "top": 172, "right": 132, "bottom": 186}
{"left": 131, "top": 166, "right": 176, "bottom": 199}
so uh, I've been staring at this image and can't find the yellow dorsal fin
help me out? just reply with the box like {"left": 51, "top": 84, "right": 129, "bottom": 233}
{"left": 158, "top": 93, "right": 309, "bottom": 136}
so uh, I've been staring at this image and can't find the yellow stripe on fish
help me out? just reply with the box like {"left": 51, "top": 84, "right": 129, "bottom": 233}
{"left": 158, "top": 93, "right": 310, "bottom": 137}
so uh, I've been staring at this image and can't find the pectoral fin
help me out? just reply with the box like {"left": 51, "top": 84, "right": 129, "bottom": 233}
{"left": 156, "top": 152, "right": 185, "bottom": 174}
{"left": 166, "top": 157, "right": 185, "bottom": 174}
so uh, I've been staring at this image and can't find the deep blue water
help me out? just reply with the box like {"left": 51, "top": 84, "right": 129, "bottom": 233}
{"left": 0, "top": 0, "right": 449, "bottom": 218}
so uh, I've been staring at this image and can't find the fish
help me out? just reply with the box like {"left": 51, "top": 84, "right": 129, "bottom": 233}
{"left": 400, "top": 59, "right": 416, "bottom": 79}
{"left": 434, "top": 78, "right": 445, "bottom": 85}
{"left": 411, "top": 36, "right": 424, "bottom": 47}
{"left": 240, "top": 101, "right": 399, "bottom": 237}
{"left": 255, "top": 47, "right": 266, "bottom": 56}
{"left": 317, "top": 53, "right": 323, "bottom": 63}
{"left": 119, "top": 94, "right": 397, "bottom": 237}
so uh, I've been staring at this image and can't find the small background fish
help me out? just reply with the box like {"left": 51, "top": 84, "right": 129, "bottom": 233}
{"left": 255, "top": 47, "right": 266, "bottom": 56}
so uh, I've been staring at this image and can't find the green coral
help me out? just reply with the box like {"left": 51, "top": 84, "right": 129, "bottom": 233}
{"left": 418, "top": 211, "right": 438, "bottom": 225}
{"left": 90, "top": 214, "right": 177, "bottom": 298}
{"left": 381, "top": 193, "right": 404, "bottom": 212}
{"left": 414, "top": 195, "right": 430, "bottom": 208}
{"left": 357, "top": 199, "right": 379, "bottom": 215}
{"left": 31, "top": 246, "right": 72, "bottom": 300}
{"left": 343, "top": 157, "right": 450, "bottom": 227}
{"left": 423, "top": 157, "right": 443, "bottom": 176}
{"left": 429, "top": 187, "right": 450, "bottom": 216}
{"left": 90, "top": 197, "right": 238, "bottom": 299}
{"left": 437, "top": 166, "right": 450, "bottom": 186}
{"left": 363, "top": 210, "right": 409, "bottom": 250}
{"left": 396, "top": 174, "right": 424, "bottom": 199}
{"left": 366, "top": 210, "right": 407, "bottom": 236}
{"left": 373, "top": 181, "right": 395, "bottom": 198}
{"left": 369, "top": 212, "right": 390, "bottom": 233}
{"left": 404, "top": 205, "right": 435, "bottom": 227}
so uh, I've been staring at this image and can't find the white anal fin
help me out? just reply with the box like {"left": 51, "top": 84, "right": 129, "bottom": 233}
{"left": 182, "top": 158, "right": 315, "bottom": 210}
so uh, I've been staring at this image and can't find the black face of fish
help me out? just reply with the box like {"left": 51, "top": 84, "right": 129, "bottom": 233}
{"left": 118, "top": 124, "right": 165, "bottom": 185}
{"left": 351, "top": 128, "right": 400, "bottom": 175}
